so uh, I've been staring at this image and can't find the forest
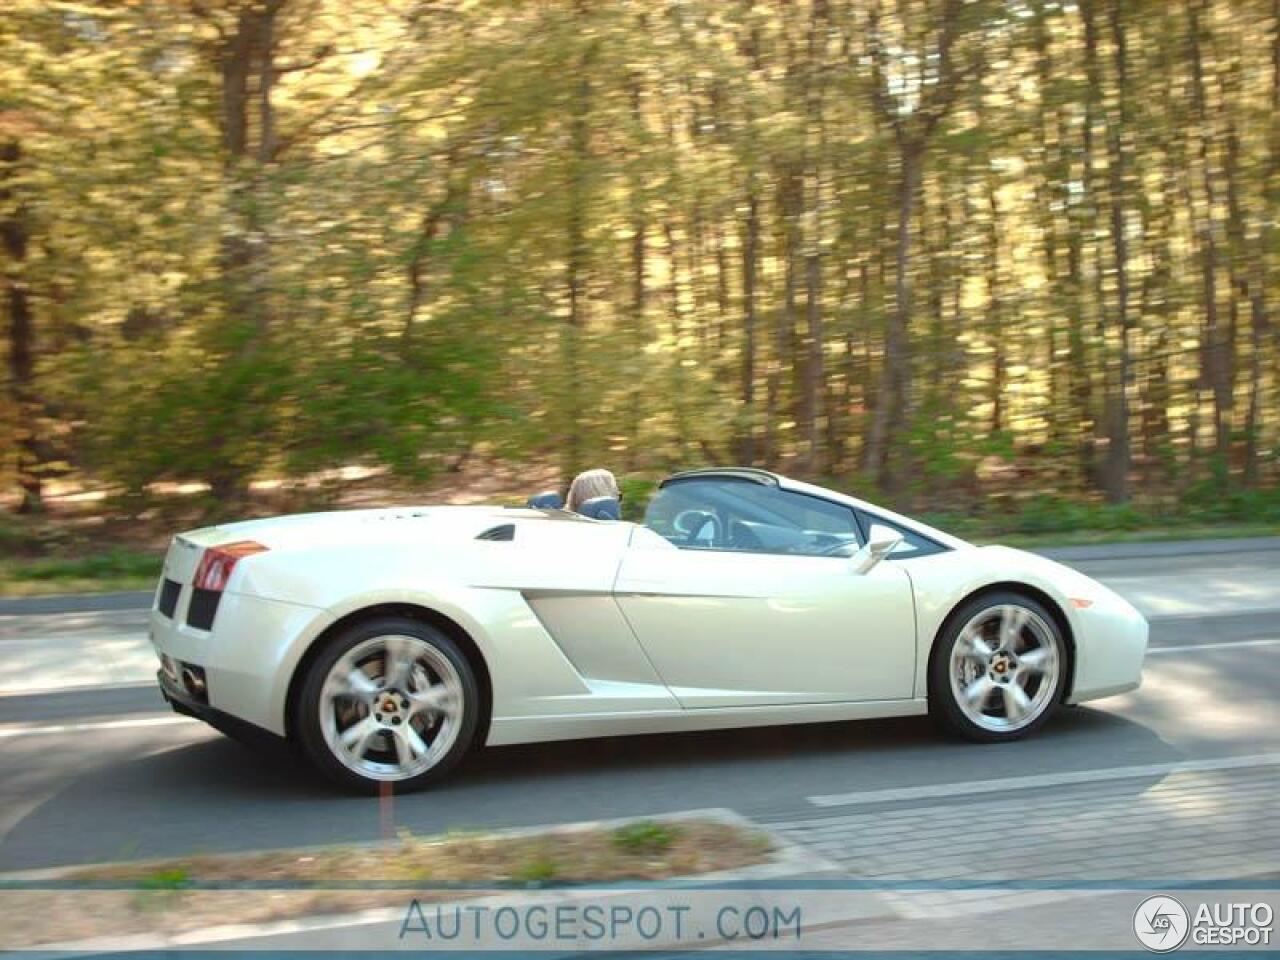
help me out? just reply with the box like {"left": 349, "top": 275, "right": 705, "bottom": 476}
{"left": 3, "top": 0, "right": 1279, "bottom": 544}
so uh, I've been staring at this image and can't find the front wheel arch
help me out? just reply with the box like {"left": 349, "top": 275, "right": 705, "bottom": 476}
{"left": 927, "top": 582, "right": 1076, "bottom": 706}
{"left": 285, "top": 603, "right": 492, "bottom": 748}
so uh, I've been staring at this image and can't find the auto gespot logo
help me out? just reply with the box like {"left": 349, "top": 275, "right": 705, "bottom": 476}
{"left": 1134, "top": 895, "right": 1274, "bottom": 951}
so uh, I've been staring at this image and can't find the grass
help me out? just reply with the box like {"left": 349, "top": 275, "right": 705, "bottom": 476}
{"left": 0, "top": 548, "right": 159, "bottom": 597}
{"left": 511, "top": 855, "right": 560, "bottom": 885}
{"left": 612, "top": 820, "right": 678, "bottom": 854}
{"left": 1, "top": 819, "right": 771, "bottom": 948}
{"left": 136, "top": 867, "right": 191, "bottom": 891}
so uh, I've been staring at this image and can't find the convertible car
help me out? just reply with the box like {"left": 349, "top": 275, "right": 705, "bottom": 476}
{"left": 151, "top": 468, "right": 1147, "bottom": 791}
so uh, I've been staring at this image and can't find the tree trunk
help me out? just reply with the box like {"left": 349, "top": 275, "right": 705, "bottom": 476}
{"left": 1080, "top": 0, "right": 1106, "bottom": 491}
{"left": 208, "top": 1, "right": 282, "bottom": 505}
{"left": 1, "top": 139, "right": 41, "bottom": 513}
{"left": 800, "top": 0, "right": 829, "bottom": 474}
{"left": 1102, "top": 0, "right": 1132, "bottom": 503}
{"left": 767, "top": 165, "right": 803, "bottom": 467}
{"left": 986, "top": 174, "right": 1005, "bottom": 435}
{"left": 627, "top": 85, "right": 646, "bottom": 471}
{"left": 1245, "top": 0, "right": 1280, "bottom": 485}
{"left": 1187, "top": 0, "right": 1231, "bottom": 468}
{"left": 739, "top": 189, "right": 760, "bottom": 465}
{"left": 562, "top": 10, "right": 594, "bottom": 481}
{"left": 863, "top": 140, "right": 919, "bottom": 492}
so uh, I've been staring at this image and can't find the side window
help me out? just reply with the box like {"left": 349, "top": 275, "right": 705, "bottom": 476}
{"left": 644, "top": 479, "right": 861, "bottom": 557}
{"left": 856, "top": 510, "right": 947, "bottom": 558}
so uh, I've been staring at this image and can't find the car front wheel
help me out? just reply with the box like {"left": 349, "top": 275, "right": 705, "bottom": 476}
{"left": 295, "top": 616, "right": 480, "bottom": 792}
{"left": 930, "top": 592, "right": 1067, "bottom": 742}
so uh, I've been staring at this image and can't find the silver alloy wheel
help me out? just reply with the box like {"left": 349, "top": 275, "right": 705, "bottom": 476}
{"left": 948, "top": 603, "right": 1060, "bottom": 733}
{"left": 318, "top": 634, "right": 464, "bottom": 782}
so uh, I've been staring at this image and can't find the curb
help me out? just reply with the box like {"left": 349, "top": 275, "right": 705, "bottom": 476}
{"left": 1034, "top": 536, "right": 1280, "bottom": 563}
{"left": 0, "top": 591, "right": 153, "bottom": 617}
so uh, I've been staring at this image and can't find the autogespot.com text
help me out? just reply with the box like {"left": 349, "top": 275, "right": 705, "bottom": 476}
{"left": 399, "top": 898, "right": 802, "bottom": 948}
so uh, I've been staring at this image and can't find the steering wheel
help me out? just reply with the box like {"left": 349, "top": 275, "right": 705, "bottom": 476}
{"left": 674, "top": 509, "right": 720, "bottom": 548}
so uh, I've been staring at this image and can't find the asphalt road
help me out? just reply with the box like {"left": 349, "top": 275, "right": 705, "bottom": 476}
{"left": 1, "top": 541, "right": 1277, "bottom": 874}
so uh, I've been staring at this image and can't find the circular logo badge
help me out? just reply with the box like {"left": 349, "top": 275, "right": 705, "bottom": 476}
{"left": 1133, "top": 895, "right": 1190, "bottom": 952}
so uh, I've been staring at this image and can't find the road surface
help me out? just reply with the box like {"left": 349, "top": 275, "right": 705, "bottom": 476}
{"left": 1, "top": 539, "right": 1277, "bottom": 880}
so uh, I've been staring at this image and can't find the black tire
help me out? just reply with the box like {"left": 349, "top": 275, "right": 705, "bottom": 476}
{"left": 294, "top": 615, "right": 480, "bottom": 793}
{"left": 928, "top": 591, "right": 1067, "bottom": 743}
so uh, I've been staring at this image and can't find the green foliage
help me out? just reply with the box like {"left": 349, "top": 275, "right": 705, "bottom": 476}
{"left": 4, "top": 549, "right": 158, "bottom": 583}
{"left": 138, "top": 868, "right": 191, "bottom": 891}
{"left": 1181, "top": 483, "right": 1280, "bottom": 526}
{"left": 2, "top": 0, "right": 1277, "bottom": 522}
{"left": 512, "top": 855, "right": 559, "bottom": 885}
{"left": 618, "top": 475, "right": 659, "bottom": 523}
{"left": 612, "top": 821, "right": 678, "bottom": 855}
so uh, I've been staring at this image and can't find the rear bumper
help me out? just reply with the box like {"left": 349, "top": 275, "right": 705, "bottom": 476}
{"left": 149, "top": 588, "right": 325, "bottom": 736}
{"left": 158, "top": 669, "right": 285, "bottom": 744}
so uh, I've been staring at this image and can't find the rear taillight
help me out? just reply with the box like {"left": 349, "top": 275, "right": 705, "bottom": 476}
{"left": 192, "top": 541, "right": 268, "bottom": 592}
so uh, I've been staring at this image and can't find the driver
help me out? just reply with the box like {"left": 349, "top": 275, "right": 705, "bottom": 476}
{"left": 566, "top": 468, "right": 621, "bottom": 514}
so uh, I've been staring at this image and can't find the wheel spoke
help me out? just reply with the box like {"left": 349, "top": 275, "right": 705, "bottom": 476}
{"left": 333, "top": 667, "right": 378, "bottom": 700}
{"left": 962, "top": 628, "right": 995, "bottom": 661}
{"left": 1018, "top": 648, "right": 1051, "bottom": 673}
{"left": 963, "top": 676, "right": 994, "bottom": 709}
{"left": 403, "top": 725, "right": 430, "bottom": 759}
{"left": 999, "top": 606, "right": 1029, "bottom": 650}
{"left": 408, "top": 683, "right": 455, "bottom": 719}
{"left": 1002, "top": 683, "right": 1032, "bottom": 722}
{"left": 339, "top": 716, "right": 379, "bottom": 758}
{"left": 382, "top": 637, "right": 417, "bottom": 690}
{"left": 390, "top": 727, "right": 414, "bottom": 765}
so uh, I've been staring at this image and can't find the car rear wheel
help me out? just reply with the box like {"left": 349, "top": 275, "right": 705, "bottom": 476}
{"left": 930, "top": 592, "right": 1066, "bottom": 742}
{"left": 295, "top": 616, "right": 479, "bottom": 792}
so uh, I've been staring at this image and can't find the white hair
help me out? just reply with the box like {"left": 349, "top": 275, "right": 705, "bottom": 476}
{"left": 566, "top": 468, "right": 620, "bottom": 512}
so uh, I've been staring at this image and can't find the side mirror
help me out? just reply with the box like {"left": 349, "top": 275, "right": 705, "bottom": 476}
{"left": 851, "top": 523, "right": 903, "bottom": 575}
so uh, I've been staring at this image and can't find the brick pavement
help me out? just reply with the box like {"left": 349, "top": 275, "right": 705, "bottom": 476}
{"left": 762, "top": 764, "right": 1280, "bottom": 883}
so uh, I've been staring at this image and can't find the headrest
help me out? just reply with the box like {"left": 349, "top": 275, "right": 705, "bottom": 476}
{"left": 526, "top": 491, "right": 565, "bottom": 510}
{"left": 578, "top": 496, "right": 621, "bottom": 520}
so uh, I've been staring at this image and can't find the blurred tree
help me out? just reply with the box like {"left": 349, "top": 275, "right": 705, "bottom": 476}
{"left": 1, "top": 0, "right": 1276, "bottom": 520}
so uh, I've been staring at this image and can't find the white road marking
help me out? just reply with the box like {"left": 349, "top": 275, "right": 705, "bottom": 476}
{"left": 0, "top": 714, "right": 195, "bottom": 740}
{"left": 807, "top": 752, "right": 1280, "bottom": 808}
{"left": 1147, "top": 637, "right": 1280, "bottom": 654}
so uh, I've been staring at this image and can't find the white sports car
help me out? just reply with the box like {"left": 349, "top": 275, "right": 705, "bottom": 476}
{"left": 150, "top": 468, "right": 1148, "bottom": 792}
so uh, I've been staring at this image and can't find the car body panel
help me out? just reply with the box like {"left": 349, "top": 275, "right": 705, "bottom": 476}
{"left": 615, "top": 539, "right": 917, "bottom": 707}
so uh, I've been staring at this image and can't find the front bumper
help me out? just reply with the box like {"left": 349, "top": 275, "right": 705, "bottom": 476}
{"left": 1067, "top": 591, "right": 1149, "bottom": 704}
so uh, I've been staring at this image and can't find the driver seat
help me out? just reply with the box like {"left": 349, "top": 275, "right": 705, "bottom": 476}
{"left": 578, "top": 496, "right": 621, "bottom": 521}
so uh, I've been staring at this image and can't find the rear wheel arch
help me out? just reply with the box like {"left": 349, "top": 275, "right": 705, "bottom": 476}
{"left": 927, "top": 581, "right": 1076, "bottom": 703}
{"left": 285, "top": 602, "right": 493, "bottom": 746}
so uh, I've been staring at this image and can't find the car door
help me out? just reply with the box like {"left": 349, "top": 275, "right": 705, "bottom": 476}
{"left": 613, "top": 477, "right": 917, "bottom": 708}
